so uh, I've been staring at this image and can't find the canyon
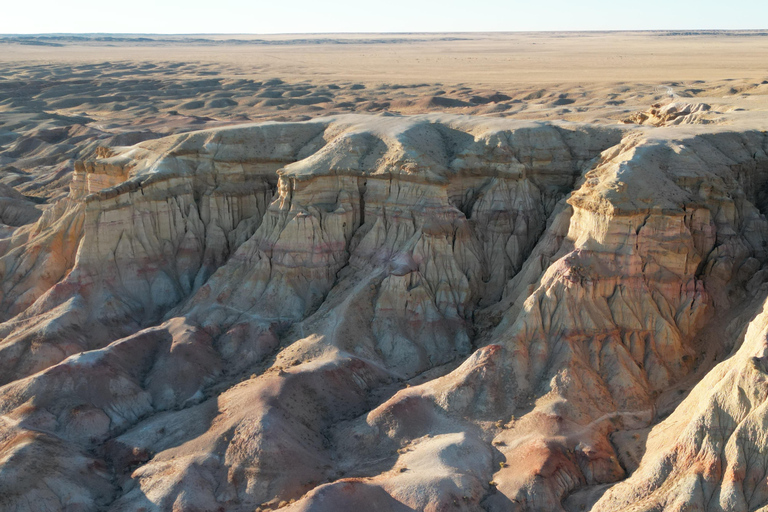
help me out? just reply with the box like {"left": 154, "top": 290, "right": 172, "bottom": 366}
{"left": 3, "top": 33, "right": 768, "bottom": 512}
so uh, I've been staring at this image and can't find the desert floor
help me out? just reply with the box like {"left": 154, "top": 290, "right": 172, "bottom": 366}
{"left": 2, "top": 31, "right": 768, "bottom": 129}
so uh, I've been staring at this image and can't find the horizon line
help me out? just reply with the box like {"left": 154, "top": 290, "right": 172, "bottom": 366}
{"left": 2, "top": 28, "right": 768, "bottom": 37}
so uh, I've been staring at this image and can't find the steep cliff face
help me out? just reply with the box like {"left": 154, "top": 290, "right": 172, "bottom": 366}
{"left": 2, "top": 114, "right": 768, "bottom": 512}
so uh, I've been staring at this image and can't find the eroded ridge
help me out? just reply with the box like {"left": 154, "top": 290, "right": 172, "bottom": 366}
{"left": 2, "top": 114, "right": 768, "bottom": 512}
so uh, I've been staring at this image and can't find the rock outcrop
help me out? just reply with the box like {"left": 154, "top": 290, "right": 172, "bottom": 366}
{"left": 623, "top": 102, "right": 717, "bottom": 126}
{"left": 2, "top": 113, "right": 768, "bottom": 512}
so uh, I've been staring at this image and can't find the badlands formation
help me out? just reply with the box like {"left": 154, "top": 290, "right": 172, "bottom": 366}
{"left": 3, "top": 32, "right": 768, "bottom": 512}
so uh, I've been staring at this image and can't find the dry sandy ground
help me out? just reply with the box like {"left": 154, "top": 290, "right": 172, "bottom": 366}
{"left": 3, "top": 31, "right": 768, "bottom": 83}
{"left": 2, "top": 32, "right": 768, "bottom": 124}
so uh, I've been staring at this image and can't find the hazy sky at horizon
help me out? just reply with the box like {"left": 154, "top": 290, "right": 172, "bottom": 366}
{"left": 3, "top": 0, "right": 768, "bottom": 34}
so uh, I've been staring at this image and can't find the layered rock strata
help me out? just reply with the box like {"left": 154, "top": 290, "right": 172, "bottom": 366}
{"left": 1, "top": 114, "right": 768, "bottom": 512}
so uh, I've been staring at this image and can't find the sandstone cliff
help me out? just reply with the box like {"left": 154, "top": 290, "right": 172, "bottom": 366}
{"left": 2, "top": 113, "right": 768, "bottom": 512}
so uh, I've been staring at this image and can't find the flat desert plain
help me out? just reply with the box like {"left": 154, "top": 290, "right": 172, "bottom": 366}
{"left": 2, "top": 31, "right": 768, "bottom": 122}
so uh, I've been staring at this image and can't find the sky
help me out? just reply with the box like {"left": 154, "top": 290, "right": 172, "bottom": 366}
{"left": 2, "top": 0, "right": 767, "bottom": 34}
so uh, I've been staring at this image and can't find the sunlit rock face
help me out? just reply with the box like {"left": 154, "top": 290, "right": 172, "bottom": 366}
{"left": 2, "top": 113, "right": 768, "bottom": 512}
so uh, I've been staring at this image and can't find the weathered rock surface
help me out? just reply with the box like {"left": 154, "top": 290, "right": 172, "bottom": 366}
{"left": 623, "top": 102, "right": 717, "bottom": 126}
{"left": 2, "top": 113, "right": 768, "bottom": 512}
